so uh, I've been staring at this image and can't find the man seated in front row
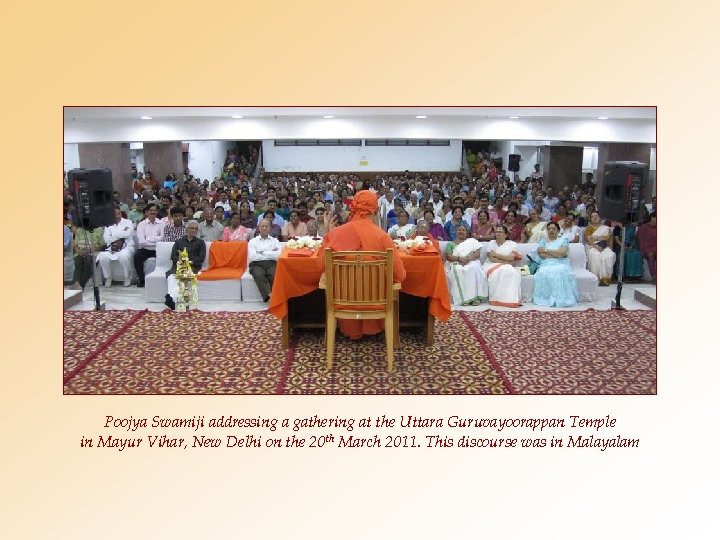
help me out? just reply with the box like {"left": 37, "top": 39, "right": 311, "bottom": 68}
{"left": 96, "top": 207, "right": 136, "bottom": 287}
{"left": 247, "top": 219, "right": 280, "bottom": 303}
{"left": 133, "top": 203, "right": 165, "bottom": 288}
{"left": 165, "top": 220, "right": 205, "bottom": 310}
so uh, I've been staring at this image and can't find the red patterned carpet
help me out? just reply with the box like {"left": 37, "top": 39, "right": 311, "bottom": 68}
{"left": 64, "top": 311, "right": 288, "bottom": 394}
{"left": 63, "top": 310, "right": 145, "bottom": 381}
{"left": 63, "top": 309, "right": 656, "bottom": 395}
{"left": 281, "top": 313, "right": 509, "bottom": 395}
{"left": 460, "top": 310, "right": 656, "bottom": 394}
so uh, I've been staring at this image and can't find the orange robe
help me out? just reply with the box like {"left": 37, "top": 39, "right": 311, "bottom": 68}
{"left": 318, "top": 217, "right": 406, "bottom": 339}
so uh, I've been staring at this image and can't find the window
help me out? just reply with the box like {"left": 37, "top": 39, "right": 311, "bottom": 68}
{"left": 274, "top": 139, "right": 362, "bottom": 146}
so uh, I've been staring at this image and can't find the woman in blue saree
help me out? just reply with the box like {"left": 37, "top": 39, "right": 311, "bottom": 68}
{"left": 533, "top": 221, "right": 579, "bottom": 307}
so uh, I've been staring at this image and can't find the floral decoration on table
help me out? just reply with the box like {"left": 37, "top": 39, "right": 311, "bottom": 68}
{"left": 393, "top": 235, "right": 431, "bottom": 250}
{"left": 286, "top": 236, "right": 323, "bottom": 250}
{"left": 175, "top": 248, "right": 198, "bottom": 312}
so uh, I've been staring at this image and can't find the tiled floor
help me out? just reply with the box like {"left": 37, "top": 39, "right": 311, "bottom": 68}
{"left": 64, "top": 281, "right": 656, "bottom": 313}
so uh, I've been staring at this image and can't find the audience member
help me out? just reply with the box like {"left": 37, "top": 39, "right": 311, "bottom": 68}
{"left": 636, "top": 212, "right": 657, "bottom": 282}
{"left": 444, "top": 206, "right": 471, "bottom": 241}
{"left": 96, "top": 207, "right": 136, "bottom": 287}
{"left": 523, "top": 208, "right": 548, "bottom": 243}
{"left": 69, "top": 224, "right": 105, "bottom": 290}
{"left": 248, "top": 219, "right": 281, "bottom": 302}
{"left": 133, "top": 203, "right": 165, "bottom": 287}
{"left": 164, "top": 220, "right": 205, "bottom": 310}
{"left": 483, "top": 225, "right": 522, "bottom": 307}
{"left": 222, "top": 212, "right": 250, "bottom": 242}
{"left": 585, "top": 210, "right": 616, "bottom": 286}
{"left": 281, "top": 210, "right": 308, "bottom": 240}
{"left": 444, "top": 223, "right": 486, "bottom": 305}
{"left": 198, "top": 208, "right": 224, "bottom": 242}
{"left": 162, "top": 207, "right": 186, "bottom": 242}
{"left": 387, "top": 210, "right": 416, "bottom": 239}
{"left": 533, "top": 222, "right": 579, "bottom": 307}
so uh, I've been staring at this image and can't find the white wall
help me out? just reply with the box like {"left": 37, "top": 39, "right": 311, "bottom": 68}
{"left": 187, "top": 140, "right": 236, "bottom": 181}
{"left": 130, "top": 149, "right": 145, "bottom": 174}
{"left": 582, "top": 146, "right": 598, "bottom": 172}
{"left": 509, "top": 144, "right": 541, "bottom": 180}
{"left": 261, "top": 140, "right": 462, "bottom": 172}
{"left": 64, "top": 143, "right": 79, "bottom": 172}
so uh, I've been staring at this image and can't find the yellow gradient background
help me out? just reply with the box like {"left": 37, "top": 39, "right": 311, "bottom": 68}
{"left": 0, "top": 1, "right": 714, "bottom": 538}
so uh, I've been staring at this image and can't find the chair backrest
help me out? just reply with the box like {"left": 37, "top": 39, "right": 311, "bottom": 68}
{"left": 324, "top": 248, "right": 394, "bottom": 313}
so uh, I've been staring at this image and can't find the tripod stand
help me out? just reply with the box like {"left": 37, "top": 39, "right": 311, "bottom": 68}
{"left": 610, "top": 209, "right": 639, "bottom": 311}
{"left": 74, "top": 186, "right": 103, "bottom": 311}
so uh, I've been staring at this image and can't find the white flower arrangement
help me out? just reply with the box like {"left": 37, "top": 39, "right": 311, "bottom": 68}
{"left": 286, "top": 235, "right": 323, "bottom": 250}
{"left": 517, "top": 265, "right": 531, "bottom": 276}
{"left": 394, "top": 235, "right": 430, "bottom": 249}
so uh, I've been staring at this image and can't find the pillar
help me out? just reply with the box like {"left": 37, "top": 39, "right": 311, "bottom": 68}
{"left": 143, "top": 142, "right": 184, "bottom": 188}
{"left": 539, "top": 145, "right": 584, "bottom": 193}
{"left": 78, "top": 143, "right": 133, "bottom": 203}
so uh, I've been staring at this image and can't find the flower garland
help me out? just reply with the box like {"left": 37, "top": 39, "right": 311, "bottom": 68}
{"left": 393, "top": 235, "right": 431, "bottom": 249}
{"left": 285, "top": 235, "right": 323, "bottom": 250}
{"left": 175, "top": 248, "right": 198, "bottom": 312}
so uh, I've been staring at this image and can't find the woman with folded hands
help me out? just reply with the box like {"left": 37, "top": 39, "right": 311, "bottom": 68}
{"left": 444, "top": 223, "right": 487, "bottom": 306}
{"left": 584, "top": 210, "right": 616, "bottom": 286}
{"left": 533, "top": 221, "right": 579, "bottom": 307}
{"left": 482, "top": 225, "right": 522, "bottom": 307}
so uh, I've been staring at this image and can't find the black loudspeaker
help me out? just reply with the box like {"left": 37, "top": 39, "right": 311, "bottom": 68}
{"left": 67, "top": 168, "right": 115, "bottom": 228}
{"left": 598, "top": 161, "right": 647, "bottom": 223}
{"left": 508, "top": 154, "right": 521, "bottom": 172}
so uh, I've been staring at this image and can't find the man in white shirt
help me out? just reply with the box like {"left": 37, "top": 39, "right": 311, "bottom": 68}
{"left": 514, "top": 192, "right": 530, "bottom": 218}
{"left": 215, "top": 190, "right": 232, "bottom": 213}
{"left": 430, "top": 189, "right": 444, "bottom": 216}
{"left": 248, "top": 219, "right": 281, "bottom": 302}
{"left": 377, "top": 189, "right": 395, "bottom": 225}
{"left": 97, "top": 207, "right": 136, "bottom": 287}
{"left": 575, "top": 194, "right": 589, "bottom": 218}
{"left": 133, "top": 203, "right": 165, "bottom": 287}
{"left": 543, "top": 186, "right": 560, "bottom": 213}
{"left": 404, "top": 193, "right": 423, "bottom": 223}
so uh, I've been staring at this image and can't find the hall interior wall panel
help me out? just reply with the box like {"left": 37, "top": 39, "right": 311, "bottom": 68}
{"left": 77, "top": 142, "right": 133, "bottom": 201}
{"left": 143, "top": 142, "right": 184, "bottom": 184}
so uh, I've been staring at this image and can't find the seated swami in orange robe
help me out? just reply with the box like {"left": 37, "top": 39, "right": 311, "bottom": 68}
{"left": 317, "top": 190, "right": 406, "bottom": 339}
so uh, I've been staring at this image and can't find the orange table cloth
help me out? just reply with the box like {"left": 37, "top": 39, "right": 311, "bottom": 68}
{"left": 197, "top": 241, "right": 248, "bottom": 281}
{"left": 268, "top": 248, "right": 451, "bottom": 321}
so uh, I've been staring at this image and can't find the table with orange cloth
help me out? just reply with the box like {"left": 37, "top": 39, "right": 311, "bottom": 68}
{"left": 268, "top": 246, "right": 451, "bottom": 348}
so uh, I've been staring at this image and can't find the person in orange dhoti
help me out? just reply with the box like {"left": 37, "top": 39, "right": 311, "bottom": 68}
{"left": 318, "top": 190, "right": 406, "bottom": 339}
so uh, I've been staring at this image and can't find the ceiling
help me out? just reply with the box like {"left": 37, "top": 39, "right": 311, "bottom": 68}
{"left": 65, "top": 106, "right": 656, "bottom": 122}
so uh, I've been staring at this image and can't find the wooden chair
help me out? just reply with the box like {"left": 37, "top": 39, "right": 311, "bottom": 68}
{"left": 321, "top": 248, "right": 401, "bottom": 371}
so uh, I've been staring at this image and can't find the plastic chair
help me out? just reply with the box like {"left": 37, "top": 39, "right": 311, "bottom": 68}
{"left": 321, "top": 248, "right": 400, "bottom": 370}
